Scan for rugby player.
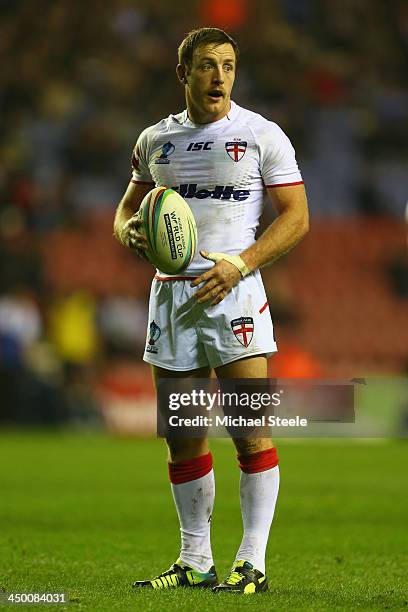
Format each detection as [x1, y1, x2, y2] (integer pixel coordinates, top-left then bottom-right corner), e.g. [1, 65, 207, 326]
[114, 27, 309, 594]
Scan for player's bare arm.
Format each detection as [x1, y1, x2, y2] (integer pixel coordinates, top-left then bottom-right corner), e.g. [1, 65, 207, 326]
[113, 181, 151, 255]
[241, 183, 309, 271]
[192, 183, 309, 305]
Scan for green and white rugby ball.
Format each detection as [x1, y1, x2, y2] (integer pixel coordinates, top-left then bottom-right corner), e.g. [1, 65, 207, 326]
[138, 186, 197, 274]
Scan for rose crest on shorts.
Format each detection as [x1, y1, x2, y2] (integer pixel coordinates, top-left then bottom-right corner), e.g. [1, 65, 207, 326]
[231, 316, 254, 348]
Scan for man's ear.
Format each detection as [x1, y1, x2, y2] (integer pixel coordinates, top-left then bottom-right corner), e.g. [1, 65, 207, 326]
[176, 63, 187, 85]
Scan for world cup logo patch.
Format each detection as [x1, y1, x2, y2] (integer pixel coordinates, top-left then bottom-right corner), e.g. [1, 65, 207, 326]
[231, 317, 254, 347]
[146, 320, 161, 353]
[155, 141, 175, 164]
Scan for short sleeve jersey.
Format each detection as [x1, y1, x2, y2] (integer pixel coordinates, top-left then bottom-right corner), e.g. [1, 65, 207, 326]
[131, 101, 303, 275]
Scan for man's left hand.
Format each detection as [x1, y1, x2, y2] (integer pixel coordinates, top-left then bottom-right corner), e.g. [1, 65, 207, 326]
[191, 250, 242, 305]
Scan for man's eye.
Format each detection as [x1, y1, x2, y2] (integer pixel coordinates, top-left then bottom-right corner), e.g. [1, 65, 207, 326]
[224, 64, 233, 72]
[202, 64, 212, 70]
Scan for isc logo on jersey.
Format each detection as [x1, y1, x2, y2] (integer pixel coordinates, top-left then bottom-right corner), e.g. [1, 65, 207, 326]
[186, 141, 214, 151]
[173, 184, 250, 201]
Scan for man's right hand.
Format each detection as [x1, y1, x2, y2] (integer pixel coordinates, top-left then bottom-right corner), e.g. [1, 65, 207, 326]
[119, 214, 150, 260]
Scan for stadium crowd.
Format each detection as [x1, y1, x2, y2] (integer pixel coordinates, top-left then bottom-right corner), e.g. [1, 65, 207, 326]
[0, 0, 407, 424]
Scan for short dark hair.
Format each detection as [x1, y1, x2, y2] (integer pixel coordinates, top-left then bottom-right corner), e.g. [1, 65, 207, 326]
[178, 27, 239, 68]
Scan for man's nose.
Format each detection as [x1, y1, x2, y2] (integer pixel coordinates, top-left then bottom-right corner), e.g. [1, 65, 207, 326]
[212, 66, 224, 83]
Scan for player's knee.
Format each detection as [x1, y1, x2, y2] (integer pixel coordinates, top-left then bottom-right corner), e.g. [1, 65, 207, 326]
[166, 437, 209, 463]
[233, 437, 273, 456]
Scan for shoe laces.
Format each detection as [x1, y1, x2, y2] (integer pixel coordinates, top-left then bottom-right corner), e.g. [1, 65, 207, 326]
[225, 569, 246, 585]
[150, 564, 181, 588]
[154, 563, 180, 579]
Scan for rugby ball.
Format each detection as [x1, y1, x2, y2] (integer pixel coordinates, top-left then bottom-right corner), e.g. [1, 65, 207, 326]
[138, 186, 197, 274]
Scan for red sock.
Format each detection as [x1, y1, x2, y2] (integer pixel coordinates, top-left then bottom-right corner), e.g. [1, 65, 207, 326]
[237, 447, 278, 474]
[168, 452, 213, 485]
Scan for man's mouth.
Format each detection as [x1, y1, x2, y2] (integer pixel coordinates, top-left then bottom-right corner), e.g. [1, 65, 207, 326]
[207, 90, 224, 101]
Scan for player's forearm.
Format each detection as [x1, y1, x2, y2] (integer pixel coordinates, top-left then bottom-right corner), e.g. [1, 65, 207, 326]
[240, 207, 309, 273]
[114, 182, 153, 243]
[113, 198, 137, 242]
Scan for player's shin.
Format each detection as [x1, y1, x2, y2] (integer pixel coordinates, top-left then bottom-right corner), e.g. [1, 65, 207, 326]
[235, 447, 280, 574]
[169, 451, 215, 573]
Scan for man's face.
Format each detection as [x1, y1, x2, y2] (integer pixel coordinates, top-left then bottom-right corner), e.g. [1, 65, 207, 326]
[180, 43, 236, 124]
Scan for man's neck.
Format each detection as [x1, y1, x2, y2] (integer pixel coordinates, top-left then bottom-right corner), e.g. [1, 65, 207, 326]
[186, 100, 231, 125]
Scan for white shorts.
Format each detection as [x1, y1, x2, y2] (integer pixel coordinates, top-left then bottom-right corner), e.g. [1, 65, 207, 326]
[143, 270, 277, 371]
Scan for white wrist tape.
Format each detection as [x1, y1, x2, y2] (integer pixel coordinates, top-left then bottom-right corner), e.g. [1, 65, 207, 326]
[206, 252, 251, 278]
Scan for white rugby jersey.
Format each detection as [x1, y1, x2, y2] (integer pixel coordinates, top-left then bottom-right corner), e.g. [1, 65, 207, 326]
[131, 101, 303, 275]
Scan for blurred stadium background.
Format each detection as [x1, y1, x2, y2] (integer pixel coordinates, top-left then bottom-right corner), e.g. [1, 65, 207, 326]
[1, 0, 407, 433]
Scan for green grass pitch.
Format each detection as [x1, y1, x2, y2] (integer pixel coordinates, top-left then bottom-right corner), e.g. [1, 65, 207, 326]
[0, 432, 407, 611]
